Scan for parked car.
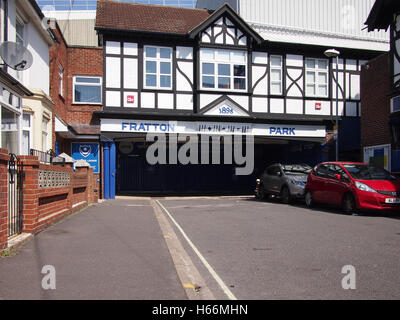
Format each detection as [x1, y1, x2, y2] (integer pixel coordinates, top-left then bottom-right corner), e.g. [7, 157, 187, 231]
[255, 163, 312, 203]
[304, 162, 400, 214]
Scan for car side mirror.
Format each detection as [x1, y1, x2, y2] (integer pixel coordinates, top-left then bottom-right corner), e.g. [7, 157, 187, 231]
[334, 173, 341, 180]
[277, 171, 282, 177]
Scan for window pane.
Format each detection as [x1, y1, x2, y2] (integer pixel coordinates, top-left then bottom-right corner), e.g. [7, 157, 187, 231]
[75, 85, 101, 102]
[318, 85, 328, 96]
[234, 78, 246, 90]
[160, 75, 171, 88]
[202, 63, 214, 75]
[306, 59, 315, 69]
[145, 47, 157, 58]
[307, 71, 315, 83]
[306, 84, 315, 95]
[318, 72, 327, 84]
[23, 114, 31, 128]
[218, 77, 230, 89]
[271, 69, 281, 81]
[146, 74, 157, 87]
[16, 20, 23, 38]
[201, 49, 214, 60]
[217, 50, 230, 61]
[318, 59, 328, 69]
[1, 108, 19, 154]
[218, 64, 230, 76]
[202, 76, 214, 88]
[75, 77, 100, 84]
[42, 119, 48, 132]
[160, 48, 171, 59]
[232, 51, 246, 63]
[271, 83, 282, 94]
[160, 62, 171, 75]
[146, 61, 157, 74]
[22, 130, 30, 155]
[270, 56, 282, 67]
[234, 65, 246, 77]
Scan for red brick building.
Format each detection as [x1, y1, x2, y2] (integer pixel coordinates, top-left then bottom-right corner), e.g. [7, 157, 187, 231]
[362, 0, 400, 172]
[49, 16, 102, 194]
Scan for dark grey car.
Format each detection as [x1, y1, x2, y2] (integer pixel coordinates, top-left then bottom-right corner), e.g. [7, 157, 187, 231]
[255, 163, 312, 203]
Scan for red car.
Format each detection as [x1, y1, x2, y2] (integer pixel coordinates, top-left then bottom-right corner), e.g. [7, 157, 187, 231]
[304, 162, 400, 214]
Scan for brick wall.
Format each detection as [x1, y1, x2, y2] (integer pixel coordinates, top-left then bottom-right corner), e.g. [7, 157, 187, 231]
[360, 53, 392, 148]
[0, 150, 98, 251]
[50, 23, 103, 150]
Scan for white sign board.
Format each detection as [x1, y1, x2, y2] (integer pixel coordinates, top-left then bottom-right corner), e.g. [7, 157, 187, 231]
[100, 119, 326, 138]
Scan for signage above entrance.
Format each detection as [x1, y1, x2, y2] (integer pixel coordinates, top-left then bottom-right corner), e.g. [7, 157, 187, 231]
[101, 119, 326, 138]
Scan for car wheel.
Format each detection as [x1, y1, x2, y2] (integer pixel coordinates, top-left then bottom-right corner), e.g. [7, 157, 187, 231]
[305, 190, 313, 208]
[280, 186, 291, 204]
[342, 193, 357, 215]
[256, 185, 266, 200]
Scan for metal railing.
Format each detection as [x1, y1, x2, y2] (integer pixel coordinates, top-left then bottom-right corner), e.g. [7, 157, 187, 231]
[8, 154, 24, 237]
[30, 149, 66, 166]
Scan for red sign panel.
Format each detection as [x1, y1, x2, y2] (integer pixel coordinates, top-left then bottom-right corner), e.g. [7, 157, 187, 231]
[315, 102, 321, 110]
[127, 95, 135, 104]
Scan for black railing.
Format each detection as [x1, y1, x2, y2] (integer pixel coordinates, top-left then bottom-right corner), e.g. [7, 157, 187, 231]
[8, 153, 24, 237]
[30, 149, 65, 166]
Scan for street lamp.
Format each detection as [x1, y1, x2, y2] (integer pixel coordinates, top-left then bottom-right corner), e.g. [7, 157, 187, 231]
[324, 48, 340, 161]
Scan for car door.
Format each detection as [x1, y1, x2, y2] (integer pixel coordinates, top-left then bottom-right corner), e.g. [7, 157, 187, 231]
[311, 164, 330, 203]
[324, 165, 352, 205]
[262, 165, 282, 194]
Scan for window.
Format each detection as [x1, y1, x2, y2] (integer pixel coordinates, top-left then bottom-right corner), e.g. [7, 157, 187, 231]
[391, 96, 400, 113]
[73, 76, 102, 104]
[16, 17, 23, 45]
[22, 113, 32, 155]
[305, 58, 328, 97]
[42, 117, 49, 152]
[270, 55, 283, 95]
[200, 49, 247, 91]
[144, 46, 172, 89]
[266, 166, 281, 176]
[59, 65, 64, 97]
[1, 106, 19, 154]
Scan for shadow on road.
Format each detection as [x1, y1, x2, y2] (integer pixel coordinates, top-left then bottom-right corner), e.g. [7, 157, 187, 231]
[245, 195, 400, 220]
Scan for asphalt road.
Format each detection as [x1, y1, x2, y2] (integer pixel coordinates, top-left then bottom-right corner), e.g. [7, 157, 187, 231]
[158, 196, 400, 300]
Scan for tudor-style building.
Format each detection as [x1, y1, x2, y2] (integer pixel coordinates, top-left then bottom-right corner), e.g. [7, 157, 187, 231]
[94, 0, 384, 197]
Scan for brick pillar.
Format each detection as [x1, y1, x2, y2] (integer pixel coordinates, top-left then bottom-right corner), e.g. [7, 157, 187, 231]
[0, 149, 9, 250]
[19, 156, 40, 234]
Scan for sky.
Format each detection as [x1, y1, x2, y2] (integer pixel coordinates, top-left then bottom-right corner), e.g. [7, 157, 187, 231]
[36, 0, 197, 11]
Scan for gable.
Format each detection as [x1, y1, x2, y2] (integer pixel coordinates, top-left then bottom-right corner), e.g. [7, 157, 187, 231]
[200, 16, 248, 46]
[189, 4, 263, 46]
[200, 96, 250, 117]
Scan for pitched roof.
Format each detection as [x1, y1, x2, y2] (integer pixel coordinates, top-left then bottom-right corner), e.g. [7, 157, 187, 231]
[365, 0, 400, 31]
[95, 0, 212, 35]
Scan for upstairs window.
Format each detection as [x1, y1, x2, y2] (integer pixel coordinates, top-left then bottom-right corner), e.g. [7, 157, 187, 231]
[16, 17, 24, 45]
[200, 48, 247, 91]
[144, 46, 172, 89]
[305, 58, 328, 97]
[73, 76, 102, 104]
[269, 55, 283, 95]
[42, 117, 49, 152]
[59, 65, 64, 97]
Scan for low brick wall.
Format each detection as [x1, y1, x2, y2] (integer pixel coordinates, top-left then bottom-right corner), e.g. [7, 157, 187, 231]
[0, 149, 98, 250]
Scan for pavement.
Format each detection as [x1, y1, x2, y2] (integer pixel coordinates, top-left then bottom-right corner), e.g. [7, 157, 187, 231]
[1, 195, 400, 300]
[0, 198, 187, 300]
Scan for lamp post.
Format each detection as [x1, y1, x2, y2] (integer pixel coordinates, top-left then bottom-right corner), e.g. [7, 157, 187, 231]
[324, 48, 340, 161]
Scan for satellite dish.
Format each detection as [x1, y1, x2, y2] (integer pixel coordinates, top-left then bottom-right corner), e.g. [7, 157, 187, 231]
[0, 41, 33, 71]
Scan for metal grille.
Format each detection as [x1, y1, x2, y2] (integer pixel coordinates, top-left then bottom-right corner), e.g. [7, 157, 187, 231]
[8, 154, 24, 237]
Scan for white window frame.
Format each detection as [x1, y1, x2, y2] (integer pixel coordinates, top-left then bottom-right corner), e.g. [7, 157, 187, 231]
[200, 48, 247, 92]
[41, 116, 49, 152]
[269, 55, 283, 95]
[143, 45, 173, 90]
[305, 58, 329, 98]
[15, 15, 24, 45]
[0, 86, 22, 153]
[72, 75, 102, 104]
[22, 112, 32, 155]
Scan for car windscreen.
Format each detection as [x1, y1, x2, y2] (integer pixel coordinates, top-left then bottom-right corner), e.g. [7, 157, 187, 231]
[282, 164, 312, 174]
[343, 164, 397, 181]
